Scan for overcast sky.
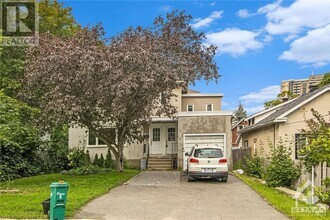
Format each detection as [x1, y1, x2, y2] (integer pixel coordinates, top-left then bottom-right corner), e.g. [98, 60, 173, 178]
[63, 0, 330, 115]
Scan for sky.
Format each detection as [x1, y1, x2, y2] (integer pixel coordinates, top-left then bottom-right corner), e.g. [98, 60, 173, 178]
[62, 0, 330, 115]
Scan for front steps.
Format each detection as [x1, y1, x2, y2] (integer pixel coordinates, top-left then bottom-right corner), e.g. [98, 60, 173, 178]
[147, 156, 173, 170]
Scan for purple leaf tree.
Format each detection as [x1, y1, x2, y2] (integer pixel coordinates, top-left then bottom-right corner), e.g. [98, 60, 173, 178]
[22, 11, 219, 171]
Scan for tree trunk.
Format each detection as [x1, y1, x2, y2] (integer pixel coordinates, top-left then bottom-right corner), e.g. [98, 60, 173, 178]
[115, 157, 124, 172]
[115, 145, 124, 172]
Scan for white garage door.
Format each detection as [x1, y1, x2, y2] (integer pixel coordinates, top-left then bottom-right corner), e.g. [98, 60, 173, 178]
[183, 134, 226, 171]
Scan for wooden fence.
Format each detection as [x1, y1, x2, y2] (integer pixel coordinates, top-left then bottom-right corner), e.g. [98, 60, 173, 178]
[232, 147, 251, 168]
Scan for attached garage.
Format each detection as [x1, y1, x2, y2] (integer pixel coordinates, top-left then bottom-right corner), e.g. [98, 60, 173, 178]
[183, 133, 226, 171]
[177, 113, 232, 170]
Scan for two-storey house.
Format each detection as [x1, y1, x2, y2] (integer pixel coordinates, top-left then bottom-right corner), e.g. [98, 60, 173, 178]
[68, 86, 232, 170]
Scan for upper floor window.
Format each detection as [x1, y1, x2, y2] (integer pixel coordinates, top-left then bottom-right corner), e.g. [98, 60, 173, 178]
[206, 104, 213, 111]
[187, 105, 194, 112]
[248, 118, 255, 125]
[88, 128, 116, 146]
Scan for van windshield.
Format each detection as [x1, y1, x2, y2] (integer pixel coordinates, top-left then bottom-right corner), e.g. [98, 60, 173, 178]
[193, 148, 223, 158]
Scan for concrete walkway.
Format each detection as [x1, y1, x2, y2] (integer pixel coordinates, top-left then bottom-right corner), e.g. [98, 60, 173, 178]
[75, 171, 288, 220]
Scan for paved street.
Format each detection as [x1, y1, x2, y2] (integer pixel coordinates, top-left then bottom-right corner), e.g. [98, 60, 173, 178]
[75, 171, 288, 220]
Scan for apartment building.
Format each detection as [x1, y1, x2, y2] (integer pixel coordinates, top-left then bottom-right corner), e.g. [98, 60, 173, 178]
[281, 74, 324, 96]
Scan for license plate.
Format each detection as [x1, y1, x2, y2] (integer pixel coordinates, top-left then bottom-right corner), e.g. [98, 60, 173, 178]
[202, 168, 215, 172]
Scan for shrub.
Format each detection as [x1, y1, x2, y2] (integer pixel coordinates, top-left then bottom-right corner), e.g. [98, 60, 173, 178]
[105, 148, 112, 169]
[0, 92, 44, 180]
[0, 139, 43, 181]
[63, 165, 110, 175]
[42, 125, 69, 172]
[245, 156, 265, 179]
[99, 153, 105, 168]
[233, 159, 244, 170]
[300, 109, 330, 170]
[265, 144, 300, 187]
[67, 147, 89, 169]
[85, 150, 91, 165]
[316, 177, 330, 206]
[93, 154, 99, 166]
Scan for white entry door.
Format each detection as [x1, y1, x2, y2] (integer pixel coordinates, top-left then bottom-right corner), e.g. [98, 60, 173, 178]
[150, 126, 162, 154]
[166, 126, 177, 155]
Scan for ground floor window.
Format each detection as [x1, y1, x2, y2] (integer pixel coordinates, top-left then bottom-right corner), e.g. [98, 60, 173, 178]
[153, 128, 160, 141]
[243, 140, 249, 148]
[88, 128, 116, 146]
[295, 133, 307, 159]
[168, 128, 176, 141]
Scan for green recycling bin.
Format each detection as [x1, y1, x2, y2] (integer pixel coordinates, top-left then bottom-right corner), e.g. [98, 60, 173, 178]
[50, 181, 69, 220]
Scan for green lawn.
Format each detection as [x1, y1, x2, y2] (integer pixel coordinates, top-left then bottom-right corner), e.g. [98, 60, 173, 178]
[236, 174, 330, 220]
[0, 170, 139, 219]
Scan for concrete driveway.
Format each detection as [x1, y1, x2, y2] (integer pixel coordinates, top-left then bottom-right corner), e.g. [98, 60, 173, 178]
[75, 171, 288, 220]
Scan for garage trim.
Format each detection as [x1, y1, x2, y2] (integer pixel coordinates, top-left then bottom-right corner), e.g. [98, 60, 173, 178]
[183, 133, 226, 170]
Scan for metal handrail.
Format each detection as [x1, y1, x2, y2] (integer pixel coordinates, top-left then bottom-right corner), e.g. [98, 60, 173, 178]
[146, 143, 150, 168]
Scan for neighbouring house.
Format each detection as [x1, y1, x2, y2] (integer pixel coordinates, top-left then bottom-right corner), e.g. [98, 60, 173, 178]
[239, 85, 330, 186]
[231, 119, 248, 148]
[68, 86, 232, 170]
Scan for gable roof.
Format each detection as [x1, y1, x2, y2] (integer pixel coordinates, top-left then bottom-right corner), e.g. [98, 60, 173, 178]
[232, 118, 245, 129]
[245, 98, 296, 120]
[239, 85, 330, 133]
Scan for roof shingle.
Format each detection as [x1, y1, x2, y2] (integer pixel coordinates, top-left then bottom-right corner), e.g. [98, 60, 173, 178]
[240, 85, 330, 133]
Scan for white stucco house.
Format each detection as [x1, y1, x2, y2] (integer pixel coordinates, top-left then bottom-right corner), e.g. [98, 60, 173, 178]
[68, 86, 233, 170]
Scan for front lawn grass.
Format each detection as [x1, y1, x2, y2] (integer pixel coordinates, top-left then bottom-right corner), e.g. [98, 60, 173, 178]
[236, 174, 329, 220]
[0, 170, 139, 219]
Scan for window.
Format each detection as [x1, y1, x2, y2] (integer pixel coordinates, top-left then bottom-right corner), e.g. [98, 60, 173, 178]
[243, 140, 249, 148]
[248, 118, 255, 125]
[152, 128, 160, 141]
[168, 128, 176, 141]
[295, 134, 307, 159]
[206, 104, 213, 111]
[187, 105, 194, 112]
[88, 128, 116, 146]
[193, 148, 223, 158]
[88, 132, 96, 145]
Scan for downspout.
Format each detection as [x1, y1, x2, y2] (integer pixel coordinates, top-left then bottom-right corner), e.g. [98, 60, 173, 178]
[273, 124, 276, 148]
[146, 127, 150, 169]
[146, 143, 149, 168]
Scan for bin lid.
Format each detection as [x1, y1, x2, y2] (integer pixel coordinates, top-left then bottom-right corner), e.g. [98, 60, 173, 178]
[50, 181, 69, 187]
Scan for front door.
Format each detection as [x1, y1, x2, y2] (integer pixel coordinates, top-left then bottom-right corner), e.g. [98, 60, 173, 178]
[150, 126, 162, 154]
[166, 126, 177, 155]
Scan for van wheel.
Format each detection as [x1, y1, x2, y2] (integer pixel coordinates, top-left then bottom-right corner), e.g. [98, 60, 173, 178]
[222, 177, 228, 182]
